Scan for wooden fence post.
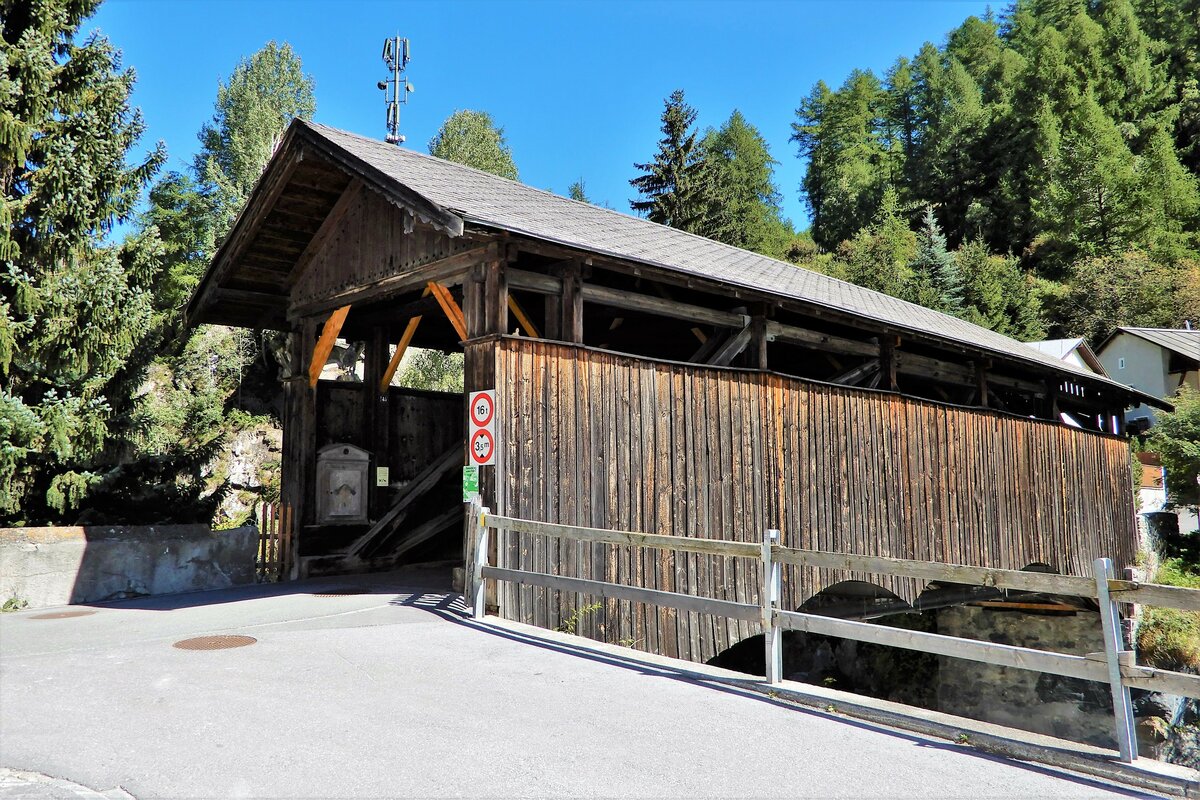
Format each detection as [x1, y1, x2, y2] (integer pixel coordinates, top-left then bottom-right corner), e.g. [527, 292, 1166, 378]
[1095, 557, 1137, 762]
[472, 502, 490, 619]
[763, 529, 782, 684]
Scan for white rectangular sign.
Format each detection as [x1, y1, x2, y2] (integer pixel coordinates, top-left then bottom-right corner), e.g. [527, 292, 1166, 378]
[467, 389, 496, 467]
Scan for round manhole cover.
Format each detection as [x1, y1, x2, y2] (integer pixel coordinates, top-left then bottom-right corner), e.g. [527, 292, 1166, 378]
[172, 635, 257, 651]
[29, 609, 97, 620]
[311, 588, 368, 597]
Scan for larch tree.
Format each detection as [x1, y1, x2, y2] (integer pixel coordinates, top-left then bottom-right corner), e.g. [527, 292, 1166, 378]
[0, 0, 165, 520]
[791, 70, 894, 249]
[702, 110, 794, 258]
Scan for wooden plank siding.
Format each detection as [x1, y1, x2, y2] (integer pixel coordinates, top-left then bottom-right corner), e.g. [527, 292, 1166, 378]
[474, 336, 1137, 664]
[291, 187, 481, 313]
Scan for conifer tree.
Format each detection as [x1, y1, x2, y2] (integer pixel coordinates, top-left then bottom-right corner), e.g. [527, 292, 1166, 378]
[836, 187, 916, 297]
[701, 110, 793, 258]
[630, 90, 730, 240]
[792, 71, 892, 248]
[907, 206, 963, 312]
[568, 179, 590, 203]
[0, 0, 165, 520]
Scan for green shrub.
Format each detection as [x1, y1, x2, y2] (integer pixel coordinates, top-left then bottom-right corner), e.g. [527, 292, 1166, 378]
[1137, 558, 1200, 672]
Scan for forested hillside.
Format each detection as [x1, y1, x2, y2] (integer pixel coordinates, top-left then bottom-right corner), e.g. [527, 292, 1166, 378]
[789, 0, 1200, 339]
[628, 0, 1198, 341]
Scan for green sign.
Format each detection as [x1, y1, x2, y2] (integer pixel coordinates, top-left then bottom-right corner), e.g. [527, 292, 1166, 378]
[462, 465, 479, 503]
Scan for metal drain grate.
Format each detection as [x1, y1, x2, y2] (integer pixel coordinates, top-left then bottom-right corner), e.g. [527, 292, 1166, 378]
[29, 609, 97, 620]
[172, 635, 257, 651]
[311, 588, 368, 597]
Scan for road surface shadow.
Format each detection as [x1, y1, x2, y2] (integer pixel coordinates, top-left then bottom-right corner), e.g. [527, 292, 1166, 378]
[389, 591, 1159, 799]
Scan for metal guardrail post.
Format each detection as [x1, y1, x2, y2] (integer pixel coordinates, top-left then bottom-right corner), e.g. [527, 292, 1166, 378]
[1095, 557, 1137, 762]
[471, 501, 490, 619]
[763, 529, 782, 684]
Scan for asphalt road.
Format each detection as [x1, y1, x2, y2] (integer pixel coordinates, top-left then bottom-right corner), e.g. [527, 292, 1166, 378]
[0, 569, 1161, 799]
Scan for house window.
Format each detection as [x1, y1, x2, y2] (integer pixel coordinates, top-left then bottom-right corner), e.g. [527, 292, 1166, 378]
[1118, 357, 1126, 369]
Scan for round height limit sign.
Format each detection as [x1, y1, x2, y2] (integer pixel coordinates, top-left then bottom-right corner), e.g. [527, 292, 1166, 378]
[468, 389, 496, 466]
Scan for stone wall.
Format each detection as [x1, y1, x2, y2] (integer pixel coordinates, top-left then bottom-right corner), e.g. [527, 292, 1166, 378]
[0, 524, 258, 609]
[936, 605, 1115, 747]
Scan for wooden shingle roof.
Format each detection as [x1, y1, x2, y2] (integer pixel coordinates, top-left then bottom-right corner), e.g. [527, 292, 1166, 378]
[302, 122, 1129, 388]
[190, 119, 1169, 409]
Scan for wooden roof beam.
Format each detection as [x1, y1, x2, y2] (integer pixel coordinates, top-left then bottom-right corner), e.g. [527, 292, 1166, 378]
[288, 245, 490, 319]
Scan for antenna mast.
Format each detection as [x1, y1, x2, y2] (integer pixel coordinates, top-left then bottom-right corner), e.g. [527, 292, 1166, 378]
[378, 36, 412, 145]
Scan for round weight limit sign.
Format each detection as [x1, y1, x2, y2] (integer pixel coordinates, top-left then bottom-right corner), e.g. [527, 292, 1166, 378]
[467, 390, 496, 466]
[470, 392, 494, 428]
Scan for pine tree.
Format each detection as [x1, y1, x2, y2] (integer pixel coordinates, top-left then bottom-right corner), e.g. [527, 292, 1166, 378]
[0, 0, 168, 521]
[428, 110, 519, 180]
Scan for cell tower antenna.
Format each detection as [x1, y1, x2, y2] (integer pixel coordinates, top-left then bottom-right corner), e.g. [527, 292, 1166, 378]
[378, 35, 413, 145]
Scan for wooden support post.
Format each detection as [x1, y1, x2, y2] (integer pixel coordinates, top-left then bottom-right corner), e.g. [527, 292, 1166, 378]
[484, 259, 508, 336]
[975, 360, 989, 408]
[308, 305, 351, 387]
[561, 259, 583, 343]
[464, 262, 486, 340]
[753, 313, 769, 371]
[880, 335, 899, 391]
[365, 327, 390, 519]
[283, 319, 320, 577]
[542, 294, 561, 340]
[762, 529, 782, 684]
[1096, 557, 1137, 762]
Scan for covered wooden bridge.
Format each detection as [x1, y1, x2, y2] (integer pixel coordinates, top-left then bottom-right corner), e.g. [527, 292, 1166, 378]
[187, 119, 1166, 663]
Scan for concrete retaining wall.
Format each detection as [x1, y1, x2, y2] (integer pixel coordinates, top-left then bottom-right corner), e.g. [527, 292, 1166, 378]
[0, 524, 258, 609]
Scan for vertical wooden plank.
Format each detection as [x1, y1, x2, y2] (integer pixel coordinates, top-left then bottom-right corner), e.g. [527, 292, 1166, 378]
[655, 362, 678, 659]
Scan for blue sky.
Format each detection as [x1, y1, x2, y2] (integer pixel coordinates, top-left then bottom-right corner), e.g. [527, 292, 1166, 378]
[90, 0, 991, 230]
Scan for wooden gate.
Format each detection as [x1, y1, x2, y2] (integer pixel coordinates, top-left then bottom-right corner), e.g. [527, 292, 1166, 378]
[256, 502, 294, 582]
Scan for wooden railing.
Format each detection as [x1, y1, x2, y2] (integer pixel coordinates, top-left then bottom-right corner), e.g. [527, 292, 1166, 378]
[465, 499, 1200, 764]
[256, 502, 294, 583]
